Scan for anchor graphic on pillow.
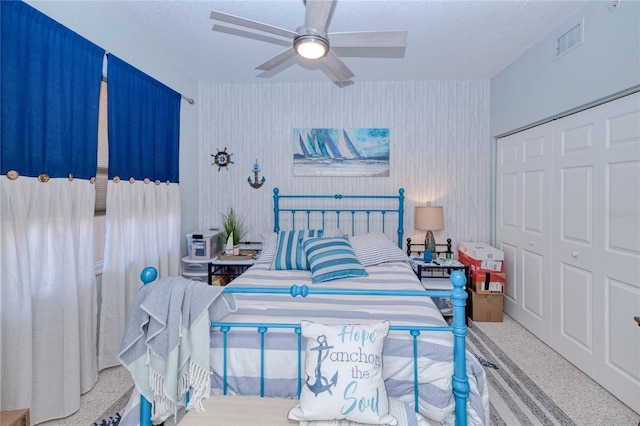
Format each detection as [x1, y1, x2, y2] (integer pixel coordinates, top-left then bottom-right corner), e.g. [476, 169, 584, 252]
[306, 335, 338, 396]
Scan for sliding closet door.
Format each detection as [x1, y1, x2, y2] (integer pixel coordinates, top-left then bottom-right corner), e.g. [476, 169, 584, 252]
[496, 124, 553, 343]
[552, 92, 640, 412]
[551, 103, 605, 377]
[599, 93, 640, 413]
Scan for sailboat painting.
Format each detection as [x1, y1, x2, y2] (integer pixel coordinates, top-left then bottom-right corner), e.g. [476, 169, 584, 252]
[293, 128, 390, 177]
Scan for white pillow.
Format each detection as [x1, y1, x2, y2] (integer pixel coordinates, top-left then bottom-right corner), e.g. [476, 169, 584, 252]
[348, 233, 409, 267]
[255, 232, 277, 264]
[298, 397, 426, 426]
[288, 321, 397, 425]
[321, 228, 347, 237]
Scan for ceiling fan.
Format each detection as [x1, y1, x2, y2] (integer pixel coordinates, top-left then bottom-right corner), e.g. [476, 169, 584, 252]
[210, 0, 407, 87]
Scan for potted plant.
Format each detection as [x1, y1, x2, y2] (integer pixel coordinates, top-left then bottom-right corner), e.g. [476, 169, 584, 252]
[220, 207, 247, 255]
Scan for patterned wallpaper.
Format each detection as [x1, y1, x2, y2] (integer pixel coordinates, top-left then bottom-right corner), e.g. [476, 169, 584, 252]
[198, 80, 490, 252]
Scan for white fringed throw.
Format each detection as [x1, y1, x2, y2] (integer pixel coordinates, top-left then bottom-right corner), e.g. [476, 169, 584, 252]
[118, 276, 236, 424]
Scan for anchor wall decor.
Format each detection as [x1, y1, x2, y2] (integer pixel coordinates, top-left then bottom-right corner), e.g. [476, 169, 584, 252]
[247, 159, 266, 189]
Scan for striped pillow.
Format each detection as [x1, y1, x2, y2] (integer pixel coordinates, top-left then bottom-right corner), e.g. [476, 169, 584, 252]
[270, 229, 322, 270]
[348, 232, 409, 267]
[303, 236, 368, 283]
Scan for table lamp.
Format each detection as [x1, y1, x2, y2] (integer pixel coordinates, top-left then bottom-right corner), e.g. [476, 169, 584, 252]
[415, 203, 444, 259]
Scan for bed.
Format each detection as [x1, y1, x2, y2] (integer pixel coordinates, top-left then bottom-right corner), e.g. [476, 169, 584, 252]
[120, 188, 489, 426]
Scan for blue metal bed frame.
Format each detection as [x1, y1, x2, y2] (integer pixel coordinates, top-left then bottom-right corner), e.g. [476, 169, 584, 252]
[272, 187, 405, 246]
[137, 188, 470, 426]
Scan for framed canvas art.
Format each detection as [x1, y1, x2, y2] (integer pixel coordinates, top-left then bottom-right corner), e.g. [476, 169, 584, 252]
[293, 128, 389, 177]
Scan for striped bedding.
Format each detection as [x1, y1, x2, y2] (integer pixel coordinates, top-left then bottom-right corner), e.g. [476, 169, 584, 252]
[209, 261, 490, 425]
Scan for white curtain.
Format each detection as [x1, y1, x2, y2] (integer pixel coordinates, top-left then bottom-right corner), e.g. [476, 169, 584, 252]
[0, 177, 98, 424]
[98, 180, 181, 369]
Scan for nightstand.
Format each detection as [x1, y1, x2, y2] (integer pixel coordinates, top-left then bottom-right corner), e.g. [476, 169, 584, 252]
[412, 258, 468, 317]
[208, 256, 255, 286]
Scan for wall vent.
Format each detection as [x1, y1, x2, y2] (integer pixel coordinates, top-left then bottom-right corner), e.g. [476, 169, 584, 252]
[554, 18, 584, 60]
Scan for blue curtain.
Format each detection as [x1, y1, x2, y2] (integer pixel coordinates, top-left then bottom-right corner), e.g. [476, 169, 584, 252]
[0, 1, 104, 179]
[107, 54, 180, 182]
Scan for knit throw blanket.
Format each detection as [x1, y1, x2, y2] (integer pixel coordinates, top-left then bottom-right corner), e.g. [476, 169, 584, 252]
[118, 276, 236, 424]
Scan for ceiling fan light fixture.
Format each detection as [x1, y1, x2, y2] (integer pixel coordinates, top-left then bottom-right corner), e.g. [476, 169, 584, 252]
[294, 34, 329, 59]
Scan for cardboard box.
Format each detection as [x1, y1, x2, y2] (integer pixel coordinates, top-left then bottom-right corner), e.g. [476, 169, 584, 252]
[471, 271, 505, 294]
[458, 242, 504, 261]
[187, 230, 221, 260]
[458, 251, 504, 272]
[458, 242, 504, 272]
[1, 408, 30, 426]
[469, 289, 503, 322]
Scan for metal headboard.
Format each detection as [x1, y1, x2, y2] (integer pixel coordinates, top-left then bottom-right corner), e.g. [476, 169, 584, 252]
[272, 188, 405, 248]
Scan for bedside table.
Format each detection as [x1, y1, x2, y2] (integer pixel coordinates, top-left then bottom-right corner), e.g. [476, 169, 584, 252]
[412, 258, 468, 317]
[208, 254, 256, 286]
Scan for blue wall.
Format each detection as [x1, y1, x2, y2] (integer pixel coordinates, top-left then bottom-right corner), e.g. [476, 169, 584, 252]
[490, 0, 640, 137]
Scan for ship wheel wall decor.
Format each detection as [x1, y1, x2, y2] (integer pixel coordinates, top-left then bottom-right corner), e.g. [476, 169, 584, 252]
[212, 147, 234, 171]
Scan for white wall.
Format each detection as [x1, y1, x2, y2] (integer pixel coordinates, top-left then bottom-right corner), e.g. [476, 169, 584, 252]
[25, 1, 201, 256]
[199, 80, 491, 250]
[490, 0, 640, 137]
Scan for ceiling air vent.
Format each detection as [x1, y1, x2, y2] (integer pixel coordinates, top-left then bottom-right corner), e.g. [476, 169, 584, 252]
[554, 18, 584, 60]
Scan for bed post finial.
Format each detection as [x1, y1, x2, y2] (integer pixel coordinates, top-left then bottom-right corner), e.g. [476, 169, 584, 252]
[140, 267, 157, 286]
[273, 187, 280, 233]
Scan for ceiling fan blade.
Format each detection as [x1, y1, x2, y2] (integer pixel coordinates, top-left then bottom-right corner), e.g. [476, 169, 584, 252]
[304, 0, 335, 33]
[321, 49, 355, 82]
[255, 47, 297, 71]
[210, 11, 297, 40]
[329, 30, 408, 48]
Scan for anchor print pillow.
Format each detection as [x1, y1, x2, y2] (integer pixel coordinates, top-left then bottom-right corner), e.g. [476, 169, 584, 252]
[288, 321, 397, 425]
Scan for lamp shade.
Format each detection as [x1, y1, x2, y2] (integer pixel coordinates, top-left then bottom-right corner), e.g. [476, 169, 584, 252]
[414, 205, 444, 232]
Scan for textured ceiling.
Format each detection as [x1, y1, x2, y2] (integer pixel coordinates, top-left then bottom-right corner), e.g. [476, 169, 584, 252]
[44, 0, 591, 84]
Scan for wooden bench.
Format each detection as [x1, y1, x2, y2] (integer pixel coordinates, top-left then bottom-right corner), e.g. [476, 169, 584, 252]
[0, 409, 29, 426]
[180, 396, 298, 425]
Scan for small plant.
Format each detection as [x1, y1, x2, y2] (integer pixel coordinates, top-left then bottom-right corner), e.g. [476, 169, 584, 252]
[220, 207, 247, 246]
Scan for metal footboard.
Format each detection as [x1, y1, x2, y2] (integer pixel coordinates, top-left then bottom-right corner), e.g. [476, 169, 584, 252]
[138, 268, 469, 426]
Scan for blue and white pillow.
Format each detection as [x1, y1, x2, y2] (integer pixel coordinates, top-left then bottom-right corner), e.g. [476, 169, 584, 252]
[271, 229, 322, 270]
[288, 321, 396, 425]
[303, 236, 368, 283]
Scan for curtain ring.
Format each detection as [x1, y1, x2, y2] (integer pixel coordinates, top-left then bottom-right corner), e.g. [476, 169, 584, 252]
[113, 176, 121, 183]
[90, 176, 96, 184]
[68, 173, 74, 181]
[129, 177, 135, 183]
[6, 170, 19, 180]
[155, 180, 161, 185]
[38, 174, 50, 182]
[144, 178, 150, 184]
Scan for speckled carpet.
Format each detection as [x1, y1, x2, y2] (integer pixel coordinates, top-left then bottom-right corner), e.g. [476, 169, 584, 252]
[467, 320, 576, 426]
[92, 386, 132, 426]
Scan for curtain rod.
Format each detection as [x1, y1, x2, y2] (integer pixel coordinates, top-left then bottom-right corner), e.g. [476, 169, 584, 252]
[100, 75, 195, 105]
